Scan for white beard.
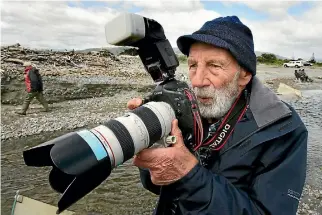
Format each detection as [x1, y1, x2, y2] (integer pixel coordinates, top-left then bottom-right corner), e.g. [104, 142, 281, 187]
[193, 71, 240, 119]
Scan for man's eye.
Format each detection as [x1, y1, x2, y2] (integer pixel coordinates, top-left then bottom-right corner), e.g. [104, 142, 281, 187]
[189, 64, 197, 69]
[210, 64, 220, 68]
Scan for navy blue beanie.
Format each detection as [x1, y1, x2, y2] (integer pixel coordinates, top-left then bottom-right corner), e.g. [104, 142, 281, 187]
[177, 16, 257, 76]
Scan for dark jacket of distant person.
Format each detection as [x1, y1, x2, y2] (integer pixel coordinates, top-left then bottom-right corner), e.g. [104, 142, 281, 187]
[24, 65, 43, 92]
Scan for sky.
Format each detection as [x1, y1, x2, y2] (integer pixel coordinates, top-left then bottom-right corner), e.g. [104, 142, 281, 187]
[1, 0, 322, 61]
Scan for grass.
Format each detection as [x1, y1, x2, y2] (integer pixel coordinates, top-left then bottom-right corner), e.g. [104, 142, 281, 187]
[259, 60, 285, 67]
[176, 54, 188, 63]
[257, 53, 322, 68]
[176, 53, 322, 68]
[313, 62, 322, 67]
[259, 61, 322, 68]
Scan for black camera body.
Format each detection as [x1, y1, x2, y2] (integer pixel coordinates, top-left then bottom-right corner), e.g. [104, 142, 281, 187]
[23, 13, 203, 214]
[147, 80, 203, 151]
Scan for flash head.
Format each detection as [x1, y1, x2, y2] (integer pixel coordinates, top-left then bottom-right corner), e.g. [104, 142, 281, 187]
[105, 13, 179, 83]
[105, 13, 146, 46]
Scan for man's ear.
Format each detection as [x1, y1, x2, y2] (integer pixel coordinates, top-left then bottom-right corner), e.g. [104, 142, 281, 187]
[238, 69, 252, 88]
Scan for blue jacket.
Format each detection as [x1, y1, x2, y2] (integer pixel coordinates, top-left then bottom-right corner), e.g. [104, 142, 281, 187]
[139, 77, 308, 215]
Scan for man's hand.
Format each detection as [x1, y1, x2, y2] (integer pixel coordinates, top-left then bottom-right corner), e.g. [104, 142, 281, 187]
[127, 97, 199, 186]
[127, 97, 143, 110]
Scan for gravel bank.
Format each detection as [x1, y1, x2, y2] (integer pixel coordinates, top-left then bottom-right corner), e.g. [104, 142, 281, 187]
[297, 185, 322, 214]
[1, 75, 155, 105]
[1, 89, 149, 140]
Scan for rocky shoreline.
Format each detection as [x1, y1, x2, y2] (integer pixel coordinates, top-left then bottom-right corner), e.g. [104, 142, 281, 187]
[1, 76, 155, 105]
[297, 185, 322, 215]
[1, 43, 152, 105]
[1, 89, 150, 140]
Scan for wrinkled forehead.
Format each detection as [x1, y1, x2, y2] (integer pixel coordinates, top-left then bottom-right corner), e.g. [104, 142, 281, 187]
[188, 42, 236, 63]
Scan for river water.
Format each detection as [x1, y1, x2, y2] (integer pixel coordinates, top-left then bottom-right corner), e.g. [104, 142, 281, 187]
[1, 89, 322, 215]
[286, 90, 322, 188]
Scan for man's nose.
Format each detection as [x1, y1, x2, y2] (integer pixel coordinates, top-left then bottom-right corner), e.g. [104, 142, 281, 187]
[190, 67, 209, 88]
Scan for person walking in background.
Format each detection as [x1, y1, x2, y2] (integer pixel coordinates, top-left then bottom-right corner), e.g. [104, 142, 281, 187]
[16, 62, 49, 115]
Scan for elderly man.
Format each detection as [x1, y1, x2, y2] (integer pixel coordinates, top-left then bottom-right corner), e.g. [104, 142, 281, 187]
[127, 16, 307, 215]
[16, 62, 49, 115]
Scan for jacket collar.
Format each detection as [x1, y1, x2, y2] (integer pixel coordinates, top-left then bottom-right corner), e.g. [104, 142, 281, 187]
[217, 77, 294, 156]
[249, 76, 291, 128]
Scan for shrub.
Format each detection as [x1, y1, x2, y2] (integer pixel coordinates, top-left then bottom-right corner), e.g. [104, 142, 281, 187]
[257, 53, 289, 66]
[177, 54, 188, 63]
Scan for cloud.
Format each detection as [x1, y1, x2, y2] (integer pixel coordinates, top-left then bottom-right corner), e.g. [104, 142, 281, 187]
[0, 0, 218, 50]
[123, 0, 204, 12]
[241, 1, 322, 59]
[1, 1, 321, 60]
[136, 9, 220, 47]
[1, 1, 120, 50]
[238, 1, 302, 18]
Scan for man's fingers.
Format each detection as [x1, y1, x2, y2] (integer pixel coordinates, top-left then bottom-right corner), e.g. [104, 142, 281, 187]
[127, 98, 142, 110]
[132, 148, 165, 168]
[136, 148, 164, 161]
[132, 155, 152, 169]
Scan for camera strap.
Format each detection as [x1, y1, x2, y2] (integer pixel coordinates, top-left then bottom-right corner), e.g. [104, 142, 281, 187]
[183, 89, 204, 150]
[194, 89, 249, 152]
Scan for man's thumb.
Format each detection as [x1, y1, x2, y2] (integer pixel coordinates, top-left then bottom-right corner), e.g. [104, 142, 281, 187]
[171, 119, 181, 135]
[171, 119, 184, 147]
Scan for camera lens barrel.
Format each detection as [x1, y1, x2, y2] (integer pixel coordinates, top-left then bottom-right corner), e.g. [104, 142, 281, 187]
[50, 101, 176, 176]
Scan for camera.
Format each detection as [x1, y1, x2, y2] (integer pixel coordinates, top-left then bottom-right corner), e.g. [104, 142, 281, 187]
[22, 13, 203, 214]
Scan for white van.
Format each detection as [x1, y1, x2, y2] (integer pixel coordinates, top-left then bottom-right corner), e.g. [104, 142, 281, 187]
[283, 61, 303, 68]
